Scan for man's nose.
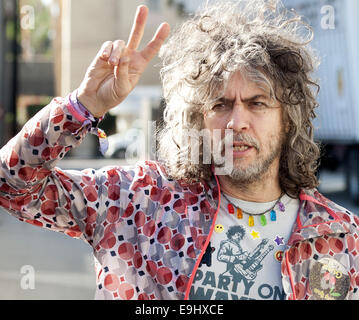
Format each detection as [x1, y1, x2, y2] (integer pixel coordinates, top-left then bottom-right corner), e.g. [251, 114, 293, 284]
[226, 104, 250, 132]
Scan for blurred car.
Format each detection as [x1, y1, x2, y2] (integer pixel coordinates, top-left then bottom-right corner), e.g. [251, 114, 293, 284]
[104, 127, 143, 159]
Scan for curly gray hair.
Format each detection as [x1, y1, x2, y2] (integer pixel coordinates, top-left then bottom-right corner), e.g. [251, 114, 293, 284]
[157, 0, 321, 198]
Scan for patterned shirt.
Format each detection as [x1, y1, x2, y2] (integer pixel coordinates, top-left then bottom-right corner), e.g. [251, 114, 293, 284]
[1, 93, 359, 300]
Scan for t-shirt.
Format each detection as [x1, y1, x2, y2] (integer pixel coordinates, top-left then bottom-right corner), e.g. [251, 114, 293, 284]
[189, 193, 299, 300]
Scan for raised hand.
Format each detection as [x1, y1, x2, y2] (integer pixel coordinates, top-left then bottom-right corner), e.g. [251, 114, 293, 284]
[77, 5, 170, 118]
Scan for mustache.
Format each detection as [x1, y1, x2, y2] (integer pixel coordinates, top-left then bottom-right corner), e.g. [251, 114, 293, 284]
[220, 132, 260, 151]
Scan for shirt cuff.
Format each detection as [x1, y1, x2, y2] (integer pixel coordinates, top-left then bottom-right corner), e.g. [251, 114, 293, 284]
[65, 90, 109, 156]
[67, 89, 103, 126]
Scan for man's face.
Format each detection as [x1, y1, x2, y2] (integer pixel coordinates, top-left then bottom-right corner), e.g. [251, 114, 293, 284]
[203, 70, 285, 185]
[232, 232, 243, 241]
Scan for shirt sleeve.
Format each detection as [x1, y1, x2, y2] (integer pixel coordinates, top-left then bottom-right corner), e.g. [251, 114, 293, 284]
[67, 89, 103, 125]
[0, 93, 105, 245]
[68, 89, 109, 156]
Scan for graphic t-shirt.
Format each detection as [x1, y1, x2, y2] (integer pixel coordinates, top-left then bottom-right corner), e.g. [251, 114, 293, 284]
[189, 193, 299, 300]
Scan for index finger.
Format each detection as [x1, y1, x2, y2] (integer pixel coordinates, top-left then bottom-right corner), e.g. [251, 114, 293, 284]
[127, 5, 148, 51]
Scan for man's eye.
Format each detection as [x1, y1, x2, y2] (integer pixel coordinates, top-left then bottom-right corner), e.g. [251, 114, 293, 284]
[212, 103, 227, 110]
[250, 102, 266, 108]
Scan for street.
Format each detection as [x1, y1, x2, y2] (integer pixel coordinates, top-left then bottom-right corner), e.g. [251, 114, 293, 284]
[0, 159, 357, 299]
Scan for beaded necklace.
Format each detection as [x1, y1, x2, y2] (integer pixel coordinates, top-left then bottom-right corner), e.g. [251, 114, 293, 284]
[222, 192, 286, 227]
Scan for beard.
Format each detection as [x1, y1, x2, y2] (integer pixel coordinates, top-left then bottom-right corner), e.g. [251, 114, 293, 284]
[230, 142, 282, 184]
[213, 130, 285, 186]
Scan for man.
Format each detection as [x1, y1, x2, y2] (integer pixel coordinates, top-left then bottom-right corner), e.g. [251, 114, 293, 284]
[0, 0, 358, 300]
[217, 225, 250, 276]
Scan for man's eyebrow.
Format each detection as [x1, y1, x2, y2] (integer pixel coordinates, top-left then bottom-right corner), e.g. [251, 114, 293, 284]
[241, 94, 270, 102]
[218, 94, 270, 103]
[216, 97, 234, 104]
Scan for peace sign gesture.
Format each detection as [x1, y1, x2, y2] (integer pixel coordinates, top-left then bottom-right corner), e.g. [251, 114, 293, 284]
[77, 5, 170, 118]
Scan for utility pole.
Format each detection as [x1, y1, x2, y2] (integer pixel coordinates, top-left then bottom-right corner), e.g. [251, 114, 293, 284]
[0, 0, 19, 147]
[11, 0, 19, 139]
[0, 1, 5, 147]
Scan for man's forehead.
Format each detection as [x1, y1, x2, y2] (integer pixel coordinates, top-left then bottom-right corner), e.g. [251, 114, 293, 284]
[222, 70, 274, 101]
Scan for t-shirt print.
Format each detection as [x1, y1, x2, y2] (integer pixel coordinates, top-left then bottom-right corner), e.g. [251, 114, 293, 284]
[217, 229, 274, 281]
[189, 194, 299, 300]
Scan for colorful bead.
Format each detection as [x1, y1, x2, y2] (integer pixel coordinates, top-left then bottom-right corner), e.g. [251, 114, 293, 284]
[270, 210, 277, 221]
[237, 208, 243, 219]
[228, 203, 234, 214]
[226, 199, 283, 227]
[248, 216, 254, 227]
[278, 201, 285, 212]
[260, 215, 267, 226]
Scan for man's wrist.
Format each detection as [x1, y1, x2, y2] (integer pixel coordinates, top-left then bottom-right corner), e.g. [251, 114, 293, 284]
[77, 88, 106, 119]
[69, 90, 104, 124]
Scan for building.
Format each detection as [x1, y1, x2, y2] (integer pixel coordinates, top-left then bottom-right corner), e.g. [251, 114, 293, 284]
[57, 0, 187, 158]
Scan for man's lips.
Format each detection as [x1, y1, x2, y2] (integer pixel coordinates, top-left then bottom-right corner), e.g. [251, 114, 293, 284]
[232, 141, 255, 152]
